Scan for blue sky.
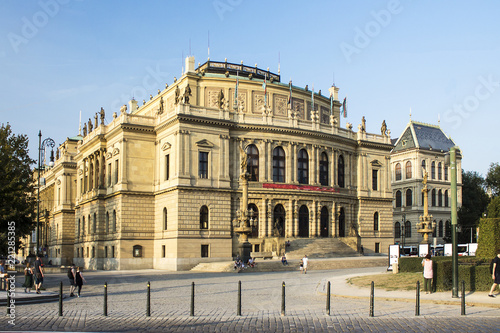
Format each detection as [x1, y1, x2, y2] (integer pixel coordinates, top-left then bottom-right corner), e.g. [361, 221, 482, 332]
[1, 0, 499, 176]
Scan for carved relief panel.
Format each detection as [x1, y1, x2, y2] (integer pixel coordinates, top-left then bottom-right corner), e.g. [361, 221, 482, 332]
[252, 92, 265, 114]
[273, 94, 287, 116]
[292, 98, 305, 120]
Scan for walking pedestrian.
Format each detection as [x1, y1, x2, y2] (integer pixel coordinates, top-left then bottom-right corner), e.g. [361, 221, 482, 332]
[302, 255, 309, 274]
[75, 267, 86, 297]
[68, 264, 76, 297]
[422, 253, 433, 294]
[488, 249, 500, 298]
[33, 255, 44, 294]
[22, 262, 34, 293]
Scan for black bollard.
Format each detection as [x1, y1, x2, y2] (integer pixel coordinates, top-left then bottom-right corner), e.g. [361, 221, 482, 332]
[415, 281, 420, 316]
[59, 281, 63, 316]
[146, 281, 151, 317]
[237, 280, 242, 316]
[461, 280, 466, 315]
[326, 281, 331, 316]
[369, 281, 374, 317]
[190, 282, 195, 317]
[281, 281, 286, 316]
[104, 282, 108, 316]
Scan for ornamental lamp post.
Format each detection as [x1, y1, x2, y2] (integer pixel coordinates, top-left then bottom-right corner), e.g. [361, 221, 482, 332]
[37, 130, 55, 256]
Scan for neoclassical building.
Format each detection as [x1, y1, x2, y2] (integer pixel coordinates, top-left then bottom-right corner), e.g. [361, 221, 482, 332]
[28, 57, 395, 270]
[391, 120, 462, 247]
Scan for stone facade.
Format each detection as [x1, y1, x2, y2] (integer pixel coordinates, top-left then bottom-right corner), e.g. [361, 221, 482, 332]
[27, 57, 395, 270]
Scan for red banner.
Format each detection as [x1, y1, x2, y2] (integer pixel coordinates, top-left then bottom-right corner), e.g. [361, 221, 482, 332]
[262, 183, 338, 193]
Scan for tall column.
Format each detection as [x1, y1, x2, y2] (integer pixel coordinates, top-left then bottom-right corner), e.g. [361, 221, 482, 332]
[292, 143, 298, 183]
[266, 140, 272, 182]
[183, 130, 190, 177]
[312, 145, 318, 185]
[260, 199, 266, 238]
[267, 199, 272, 237]
[288, 199, 293, 238]
[332, 149, 337, 187]
[175, 131, 183, 176]
[119, 139, 128, 185]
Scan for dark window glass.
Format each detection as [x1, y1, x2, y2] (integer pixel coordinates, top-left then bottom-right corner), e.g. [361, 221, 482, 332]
[372, 169, 378, 190]
[319, 152, 328, 186]
[395, 163, 402, 181]
[298, 149, 309, 184]
[272, 147, 285, 183]
[373, 212, 379, 231]
[165, 154, 170, 180]
[395, 222, 401, 238]
[406, 189, 412, 207]
[406, 161, 412, 179]
[247, 145, 259, 181]
[404, 221, 411, 238]
[199, 152, 209, 179]
[395, 190, 402, 207]
[338, 155, 345, 188]
[200, 205, 209, 229]
[431, 161, 436, 179]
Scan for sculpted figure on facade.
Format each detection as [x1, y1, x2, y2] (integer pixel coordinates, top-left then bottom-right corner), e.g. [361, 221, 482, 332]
[100, 107, 105, 125]
[217, 89, 225, 109]
[361, 116, 366, 132]
[82, 123, 87, 137]
[94, 113, 98, 129]
[381, 120, 387, 136]
[183, 84, 192, 104]
[157, 96, 164, 115]
[239, 145, 248, 174]
[174, 85, 180, 105]
[88, 118, 93, 132]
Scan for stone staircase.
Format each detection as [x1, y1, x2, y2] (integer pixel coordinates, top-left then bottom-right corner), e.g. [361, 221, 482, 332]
[284, 237, 360, 259]
[190, 261, 235, 272]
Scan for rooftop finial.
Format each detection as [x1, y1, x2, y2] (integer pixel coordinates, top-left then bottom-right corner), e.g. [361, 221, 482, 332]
[409, 107, 412, 120]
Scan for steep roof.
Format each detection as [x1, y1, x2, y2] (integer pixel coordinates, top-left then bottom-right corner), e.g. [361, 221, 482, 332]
[392, 121, 455, 153]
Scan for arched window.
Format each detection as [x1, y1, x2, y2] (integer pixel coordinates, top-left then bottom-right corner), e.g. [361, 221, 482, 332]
[444, 190, 449, 207]
[373, 212, 379, 231]
[406, 161, 412, 179]
[298, 149, 309, 184]
[89, 162, 94, 189]
[248, 203, 259, 238]
[88, 215, 91, 234]
[404, 221, 411, 238]
[431, 189, 436, 207]
[200, 205, 209, 229]
[395, 190, 402, 207]
[338, 155, 345, 188]
[431, 161, 436, 179]
[274, 204, 286, 237]
[395, 163, 402, 181]
[421, 159, 426, 177]
[320, 206, 329, 237]
[444, 166, 448, 181]
[319, 152, 328, 186]
[394, 222, 401, 238]
[96, 160, 100, 187]
[439, 220, 443, 237]
[133, 245, 143, 257]
[406, 189, 412, 207]
[298, 205, 309, 237]
[113, 210, 117, 232]
[163, 207, 168, 230]
[77, 218, 81, 237]
[93, 213, 97, 234]
[246, 144, 259, 181]
[82, 216, 85, 235]
[438, 189, 442, 207]
[438, 162, 442, 180]
[272, 147, 285, 183]
[432, 220, 436, 237]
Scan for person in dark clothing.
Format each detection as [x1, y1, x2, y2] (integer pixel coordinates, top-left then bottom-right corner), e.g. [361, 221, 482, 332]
[33, 255, 44, 294]
[74, 267, 86, 297]
[488, 249, 500, 298]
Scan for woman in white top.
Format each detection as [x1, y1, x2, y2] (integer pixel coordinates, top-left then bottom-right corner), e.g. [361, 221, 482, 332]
[422, 253, 433, 294]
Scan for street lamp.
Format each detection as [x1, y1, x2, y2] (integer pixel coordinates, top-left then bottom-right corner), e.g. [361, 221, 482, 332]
[36, 130, 55, 256]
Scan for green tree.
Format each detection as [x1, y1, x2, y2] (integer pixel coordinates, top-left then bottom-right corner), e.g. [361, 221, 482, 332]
[0, 124, 35, 256]
[486, 195, 500, 218]
[485, 162, 500, 196]
[457, 170, 490, 243]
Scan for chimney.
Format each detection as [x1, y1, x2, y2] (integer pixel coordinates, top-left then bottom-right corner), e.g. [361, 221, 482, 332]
[129, 99, 138, 112]
[185, 56, 195, 73]
[328, 86, 339, 101]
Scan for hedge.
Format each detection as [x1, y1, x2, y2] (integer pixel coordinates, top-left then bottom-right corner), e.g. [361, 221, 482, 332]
[398, 256, 492, 291]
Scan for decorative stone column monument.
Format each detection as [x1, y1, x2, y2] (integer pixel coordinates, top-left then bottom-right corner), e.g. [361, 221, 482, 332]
[417, 170, 436, 244]
[233, 146, 253, 262]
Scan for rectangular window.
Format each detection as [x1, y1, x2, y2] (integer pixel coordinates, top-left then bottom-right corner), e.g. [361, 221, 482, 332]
[105, 246, 108, 258]
[107, 163, 111, 186]
[372, 169, 378, 191]
[80, 178, 83, 194]
[165, 154, 170, 180]
[92, 246, 95, 258]
[112, 246, 115, 258]
[114, 160, 119, 184]
[199, 152, 209, 179]
[77, 248, 79, 258]
[86, 247, 89, 258]
[201, 244, 209, 258]
[162, 245, 166, 258]
[375, 243, 380, 254]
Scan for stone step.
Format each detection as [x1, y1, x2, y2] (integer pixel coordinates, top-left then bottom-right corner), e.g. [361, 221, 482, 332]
[284, 238, 359, 259]
[190, 261, 234, 272]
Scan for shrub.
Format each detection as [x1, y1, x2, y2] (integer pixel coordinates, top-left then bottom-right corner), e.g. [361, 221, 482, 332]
[475, 218, 500, 259]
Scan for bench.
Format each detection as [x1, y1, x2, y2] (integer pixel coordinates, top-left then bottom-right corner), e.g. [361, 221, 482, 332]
[250, 252, 273, 259]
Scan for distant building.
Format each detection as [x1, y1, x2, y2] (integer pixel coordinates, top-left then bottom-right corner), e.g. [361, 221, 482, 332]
[26, 57, 395, 270]
[390, 121, 462, 247]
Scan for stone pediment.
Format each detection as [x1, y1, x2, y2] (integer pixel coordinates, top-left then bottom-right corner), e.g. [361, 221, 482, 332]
[161, 142, 172, 151]
[112, 148, 120, 156]
[370, 160, 383, 168]
[196, 139, 214, 148]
